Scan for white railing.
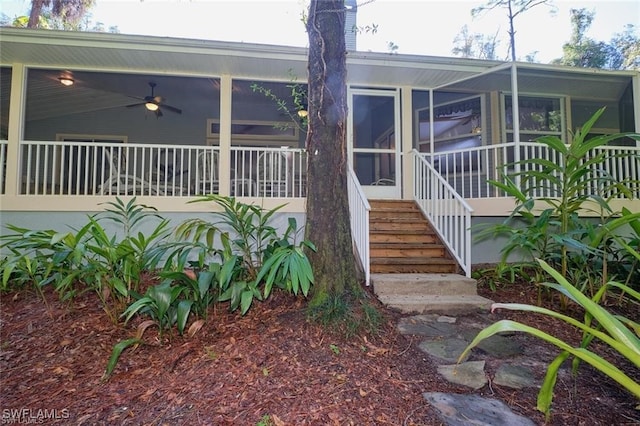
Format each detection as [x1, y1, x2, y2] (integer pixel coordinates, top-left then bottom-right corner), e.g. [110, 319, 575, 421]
[413, 149, 473, 277]
[422, 142, 640, 200]
[14, 140, 307, 198]
[347, 165, 371, 286]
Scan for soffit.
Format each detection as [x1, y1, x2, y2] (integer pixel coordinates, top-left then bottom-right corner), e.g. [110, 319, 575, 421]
[0, 28, 494, 88]
[438, 64, 635, 101]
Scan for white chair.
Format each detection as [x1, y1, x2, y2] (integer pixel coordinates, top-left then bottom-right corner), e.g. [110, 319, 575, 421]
[196, 149, 220, 195]
[97, 148, 161, 195]
[257, 150, 289, 197]
[372, 178, 395, 186]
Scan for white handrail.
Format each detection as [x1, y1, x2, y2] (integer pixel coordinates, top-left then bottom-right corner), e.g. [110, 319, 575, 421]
[347, 165, 371, 286]
[413, 149, 474, 277]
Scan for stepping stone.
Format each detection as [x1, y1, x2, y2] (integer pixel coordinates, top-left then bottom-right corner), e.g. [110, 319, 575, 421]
[460, 329, 523, 358]
[494, 363, 536, 389]
[437, 315, 457, 324]
[419, 338, 470, 363]
[423, 392, 535, 426]
[437, 361, 487, 390]
[398, 317, 457, 337]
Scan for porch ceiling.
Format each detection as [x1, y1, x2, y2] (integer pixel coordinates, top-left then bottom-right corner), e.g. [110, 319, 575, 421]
[438, 64, 635, 102]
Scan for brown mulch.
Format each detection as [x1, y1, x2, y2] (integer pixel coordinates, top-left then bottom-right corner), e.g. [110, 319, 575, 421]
[1, 276, 639, 425]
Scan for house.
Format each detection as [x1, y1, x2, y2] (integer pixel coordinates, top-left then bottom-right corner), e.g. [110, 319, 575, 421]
[1, 27, 639, 280]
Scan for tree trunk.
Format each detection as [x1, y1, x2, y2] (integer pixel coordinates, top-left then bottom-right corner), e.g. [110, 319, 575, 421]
[305, 0, 359, 302]
[28, 0, 47, 28]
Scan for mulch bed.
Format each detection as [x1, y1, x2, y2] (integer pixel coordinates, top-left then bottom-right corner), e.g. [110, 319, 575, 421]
[1, 276, 639, 425]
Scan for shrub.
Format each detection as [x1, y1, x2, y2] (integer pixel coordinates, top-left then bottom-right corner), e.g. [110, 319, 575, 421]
[158, 195, 315, 314]
[475, 107, 640, 298]
[459, 258, 640, 421]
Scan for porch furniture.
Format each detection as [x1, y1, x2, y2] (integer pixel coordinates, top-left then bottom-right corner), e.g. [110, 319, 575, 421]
[231, 177, 256, 197]
[257, 150, 289, 197]
[97, 148, 161, 195]
[372, 178, 395, 186]
[151, 148, 190, 196]
[195, 149, 220, 195]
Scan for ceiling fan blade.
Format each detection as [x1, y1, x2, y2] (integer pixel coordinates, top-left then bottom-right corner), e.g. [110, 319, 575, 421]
[162, 104, 182, 114]
[125, 102, 145, 108]
[156, 108, 163, 118]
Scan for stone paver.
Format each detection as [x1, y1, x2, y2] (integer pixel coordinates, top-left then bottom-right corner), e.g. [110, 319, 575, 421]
[493, 363, 536, 389]
[399, 312, 539, 425]
[423, 392, 536, 426]
[419, 338, 470, 363]
[437, 361, 487, 390]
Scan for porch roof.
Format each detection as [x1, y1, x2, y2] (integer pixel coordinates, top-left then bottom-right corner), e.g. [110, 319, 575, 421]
[0, 27, 499, 88]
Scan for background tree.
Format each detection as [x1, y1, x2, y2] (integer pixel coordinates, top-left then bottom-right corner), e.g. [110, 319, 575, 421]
[472, 0, 556, 61]
[27, 0, 95, 29]
[452, 24, 501, 60]
[552, 8, 609, 68]
[552, 9, 639, 70]
[305, 0, 361, 314]
[606, 25, 639, 70]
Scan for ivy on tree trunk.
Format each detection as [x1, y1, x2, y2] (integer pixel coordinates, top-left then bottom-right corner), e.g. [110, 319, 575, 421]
[305, 0, 360, 303]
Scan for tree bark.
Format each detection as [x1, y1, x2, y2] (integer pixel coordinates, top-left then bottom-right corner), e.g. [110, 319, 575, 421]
[28, 0, 47, 28]
[305, 0, 359, 302]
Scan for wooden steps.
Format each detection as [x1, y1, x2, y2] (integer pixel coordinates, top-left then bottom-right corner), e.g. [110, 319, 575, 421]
[369, 200, 459, 274]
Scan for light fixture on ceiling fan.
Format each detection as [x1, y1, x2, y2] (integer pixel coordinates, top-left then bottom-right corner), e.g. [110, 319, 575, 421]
[125, 82, 182, 117]
[58, 76, 74, 86]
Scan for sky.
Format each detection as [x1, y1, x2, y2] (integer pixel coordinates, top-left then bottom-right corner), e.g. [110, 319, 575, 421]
[1, 0, 639, 63]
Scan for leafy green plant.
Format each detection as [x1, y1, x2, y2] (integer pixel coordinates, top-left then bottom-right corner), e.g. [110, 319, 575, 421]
[102, 338, 144, 381]
[0, 223, 93, 300]
[89, 197, 171, 299]
[158, 266, 220, 319]
[122, 280, 193, 337]
[0, 197, 172, 318]
[459, 258, 640, 421]
[329, 344, 340, 355]
[164, 195, 315, 315]
[475, 107, 640, 299]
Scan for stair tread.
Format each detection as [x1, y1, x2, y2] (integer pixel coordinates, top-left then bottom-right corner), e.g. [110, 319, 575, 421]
[370, 242, 445, 248]
[371, 257, 456, 265]
[370, 229, 436, 234]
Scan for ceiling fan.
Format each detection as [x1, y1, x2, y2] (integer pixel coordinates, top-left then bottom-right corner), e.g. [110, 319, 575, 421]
[126, 82, 182, 117]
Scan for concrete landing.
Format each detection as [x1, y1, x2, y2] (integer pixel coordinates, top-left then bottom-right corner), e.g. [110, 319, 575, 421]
[372, 273, 493, 314]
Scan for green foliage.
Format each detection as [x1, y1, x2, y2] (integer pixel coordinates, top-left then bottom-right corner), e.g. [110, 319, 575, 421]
[0, 222, 92, 300]
[102, 338, 144, 382]
[0, 197, 172, 319]
[476, 107, 640, 299]
[552, 9, 640, 70]
[329, 344, 340, 355]
[250, 73, 308, 131]
[162, 195, 315, 315]
[459, 258, 640, 421]
[307, 291, 383, 338]
[122, 280, 193, 336]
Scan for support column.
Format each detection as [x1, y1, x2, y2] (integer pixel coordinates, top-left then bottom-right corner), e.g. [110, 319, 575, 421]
[510, 63, 521, 186]
[218, 74, 232, 196]
[400, 86, 412, 199]
[4, 64, 26, 196]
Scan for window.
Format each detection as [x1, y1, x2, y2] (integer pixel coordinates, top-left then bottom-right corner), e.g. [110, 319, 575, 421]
[503, 95, 564, 143]
[416, 95, 483, 172]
